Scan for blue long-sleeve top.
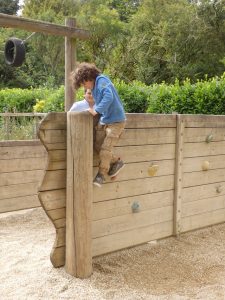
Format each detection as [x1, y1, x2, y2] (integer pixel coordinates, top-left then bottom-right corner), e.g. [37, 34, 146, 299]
[92, 75, 126, 124]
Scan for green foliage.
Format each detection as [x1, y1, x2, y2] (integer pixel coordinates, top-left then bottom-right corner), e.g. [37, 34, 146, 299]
[33, 86, 65, 112]
[147, 74, 225, 115]
[0, 0, 19, 14]
[4, 74, 225, 115]
[0, 88, 51, 112]
[33, 86, 84, 112]
[114, 80, 149, 113]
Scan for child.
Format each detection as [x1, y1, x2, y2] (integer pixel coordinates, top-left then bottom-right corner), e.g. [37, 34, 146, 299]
[69, 88, 94, 112]
[71, 62, 126, 187]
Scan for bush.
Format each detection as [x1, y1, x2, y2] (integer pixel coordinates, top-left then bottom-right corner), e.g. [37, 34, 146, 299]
[114, 80, 150, 113]
[0, 88, 51, 113]
[34, 86, 84, 112]
[147, 74, 225, 115]
[4, 74, 225, 115]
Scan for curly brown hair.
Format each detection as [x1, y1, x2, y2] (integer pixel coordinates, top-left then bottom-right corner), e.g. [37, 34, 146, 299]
[71, 62, 101, 90]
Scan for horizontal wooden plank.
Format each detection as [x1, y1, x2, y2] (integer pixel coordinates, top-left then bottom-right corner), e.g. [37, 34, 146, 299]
[39, 170, 66, 191]
[39, 129, 66, 144]
[93, 190, 174, 221]
[181, 208, 225, 232]
[125, 114, 177, 128]
[182, 195, 225, 217]
[54, 218, 66, 229]
[183, 169, 225, 187]
[94, 144, 175, 166]
[182, 114, 225, 128]
[43, 143, 66, 150]
[117, 128, 176, 146]
[0, 182, 39, 200]
[183, 155, 225, 173]
[0, 13, 90, 39]
[39, 112, 66, 127]
[47, 161, 66, 171]
[0, 195, 40, 213]
[0, 145, 46, 160]
[50, 246, 65, 267]
[55, 227, 66, 247]
[93, 175, 174, 202]
[39, 189, 66, 210]
[93, 160, 175, 182]
[39, 122, 67, 130]
[0, 170, 44, 186]
[0, 140, 43, 147]
[47, 208, 66, 220]
[48, 150, 66, 162]
[0, 157, 47, 173]
[93, 206, 173, 238]
[183, 182, 225, 203]
[184, 141, 225, 158]
[117, 144, 175, 162]
[93, 221, 173, 257]
[184, 127, 225, 143]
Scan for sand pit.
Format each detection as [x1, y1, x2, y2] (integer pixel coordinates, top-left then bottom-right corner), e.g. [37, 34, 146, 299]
[1, 208, 225, 299]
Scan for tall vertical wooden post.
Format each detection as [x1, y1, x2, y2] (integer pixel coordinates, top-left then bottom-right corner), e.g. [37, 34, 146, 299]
[66, 112, 93, 278]
[174, 114, 185, 236]
[65, 17, 76, 112]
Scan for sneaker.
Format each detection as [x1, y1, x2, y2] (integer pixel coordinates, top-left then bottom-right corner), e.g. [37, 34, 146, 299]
[108, 159, 125, 178]
[93, 172, 105, 187]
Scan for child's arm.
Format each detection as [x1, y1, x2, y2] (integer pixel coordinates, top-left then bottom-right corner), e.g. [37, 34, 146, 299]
[88, 107, 98, 116]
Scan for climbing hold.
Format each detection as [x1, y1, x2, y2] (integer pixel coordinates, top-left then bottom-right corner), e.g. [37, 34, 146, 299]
[216, 185, 222, 193]
[131, 202, 140, 213]
[202, 161, 210, 171]
[148, 163, 159, 177]
[205, 134, 213, 143]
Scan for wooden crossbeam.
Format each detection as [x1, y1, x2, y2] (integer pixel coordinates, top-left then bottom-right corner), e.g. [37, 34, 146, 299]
[0, 13, 90, 39]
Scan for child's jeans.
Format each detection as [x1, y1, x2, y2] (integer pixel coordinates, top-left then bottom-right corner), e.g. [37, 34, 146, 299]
[94, 121, 126, 176]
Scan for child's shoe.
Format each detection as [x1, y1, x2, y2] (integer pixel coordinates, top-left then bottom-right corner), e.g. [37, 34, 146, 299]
[93, 172, 105, 187]
[108, 159, 125, 178]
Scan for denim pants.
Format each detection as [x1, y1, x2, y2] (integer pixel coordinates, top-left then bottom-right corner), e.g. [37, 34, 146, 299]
[94, 121, 126, 176]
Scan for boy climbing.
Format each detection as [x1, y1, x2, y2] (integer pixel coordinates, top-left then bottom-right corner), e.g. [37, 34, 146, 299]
[71, 62, 126, 187]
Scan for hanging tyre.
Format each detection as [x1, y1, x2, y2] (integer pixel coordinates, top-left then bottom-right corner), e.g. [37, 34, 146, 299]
[4, 37, 26, 67]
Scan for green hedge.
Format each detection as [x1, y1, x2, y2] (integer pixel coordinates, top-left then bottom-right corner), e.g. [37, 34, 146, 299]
[33, 81, 149, 113]
[147, 75, 225, 115]
[0, 88, 52, 113]
[2, 74, 225, 115]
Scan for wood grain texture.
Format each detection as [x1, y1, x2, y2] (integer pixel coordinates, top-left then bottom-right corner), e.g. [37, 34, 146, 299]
[66, 112, 93, 278]
[38, 112, 67, 268]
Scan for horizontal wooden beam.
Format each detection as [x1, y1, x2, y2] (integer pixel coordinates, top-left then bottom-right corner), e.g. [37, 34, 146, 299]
[0, 13, 90, 40]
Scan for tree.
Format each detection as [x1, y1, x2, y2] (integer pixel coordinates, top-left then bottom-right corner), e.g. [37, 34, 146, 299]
[76, 0, 125, 71]
[109, 0, 141, 22]
[119, 0, 225, 84]
[20, 0, 82, 87]
[0, 0, 19, 15]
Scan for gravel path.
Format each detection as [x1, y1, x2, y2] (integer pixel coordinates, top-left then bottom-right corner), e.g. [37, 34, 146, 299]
[1, 208, 225, 299]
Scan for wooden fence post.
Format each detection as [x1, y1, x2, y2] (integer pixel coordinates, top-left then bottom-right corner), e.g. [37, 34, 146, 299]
[66, 112, 93, 278]
[65, 17, 76, 112]
[174, 114, 185, 236]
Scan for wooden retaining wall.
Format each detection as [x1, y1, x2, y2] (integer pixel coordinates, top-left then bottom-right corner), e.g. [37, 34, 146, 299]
[0, 113, 225, 278]
[181, 115, 225, 232]
[0, 140, 47, 213]
[6, 112, 225, 278]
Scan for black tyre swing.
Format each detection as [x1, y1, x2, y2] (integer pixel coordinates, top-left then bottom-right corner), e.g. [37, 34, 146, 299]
[4, 37, 26, 67]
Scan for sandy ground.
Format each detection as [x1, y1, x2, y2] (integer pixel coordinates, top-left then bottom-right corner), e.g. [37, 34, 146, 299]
[1, 208, 225, 300]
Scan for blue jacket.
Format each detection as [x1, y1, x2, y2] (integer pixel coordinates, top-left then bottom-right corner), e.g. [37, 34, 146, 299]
[92, 75, 126, 124]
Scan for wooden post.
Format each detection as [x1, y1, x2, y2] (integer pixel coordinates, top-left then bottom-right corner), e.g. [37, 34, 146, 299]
[65, 17, 76, 112]
[174, 114, 184, 236]
[66, 112, 93, 278]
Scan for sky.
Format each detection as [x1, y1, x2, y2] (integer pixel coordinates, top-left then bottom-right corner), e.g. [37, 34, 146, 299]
[18, 0, 24, 16]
